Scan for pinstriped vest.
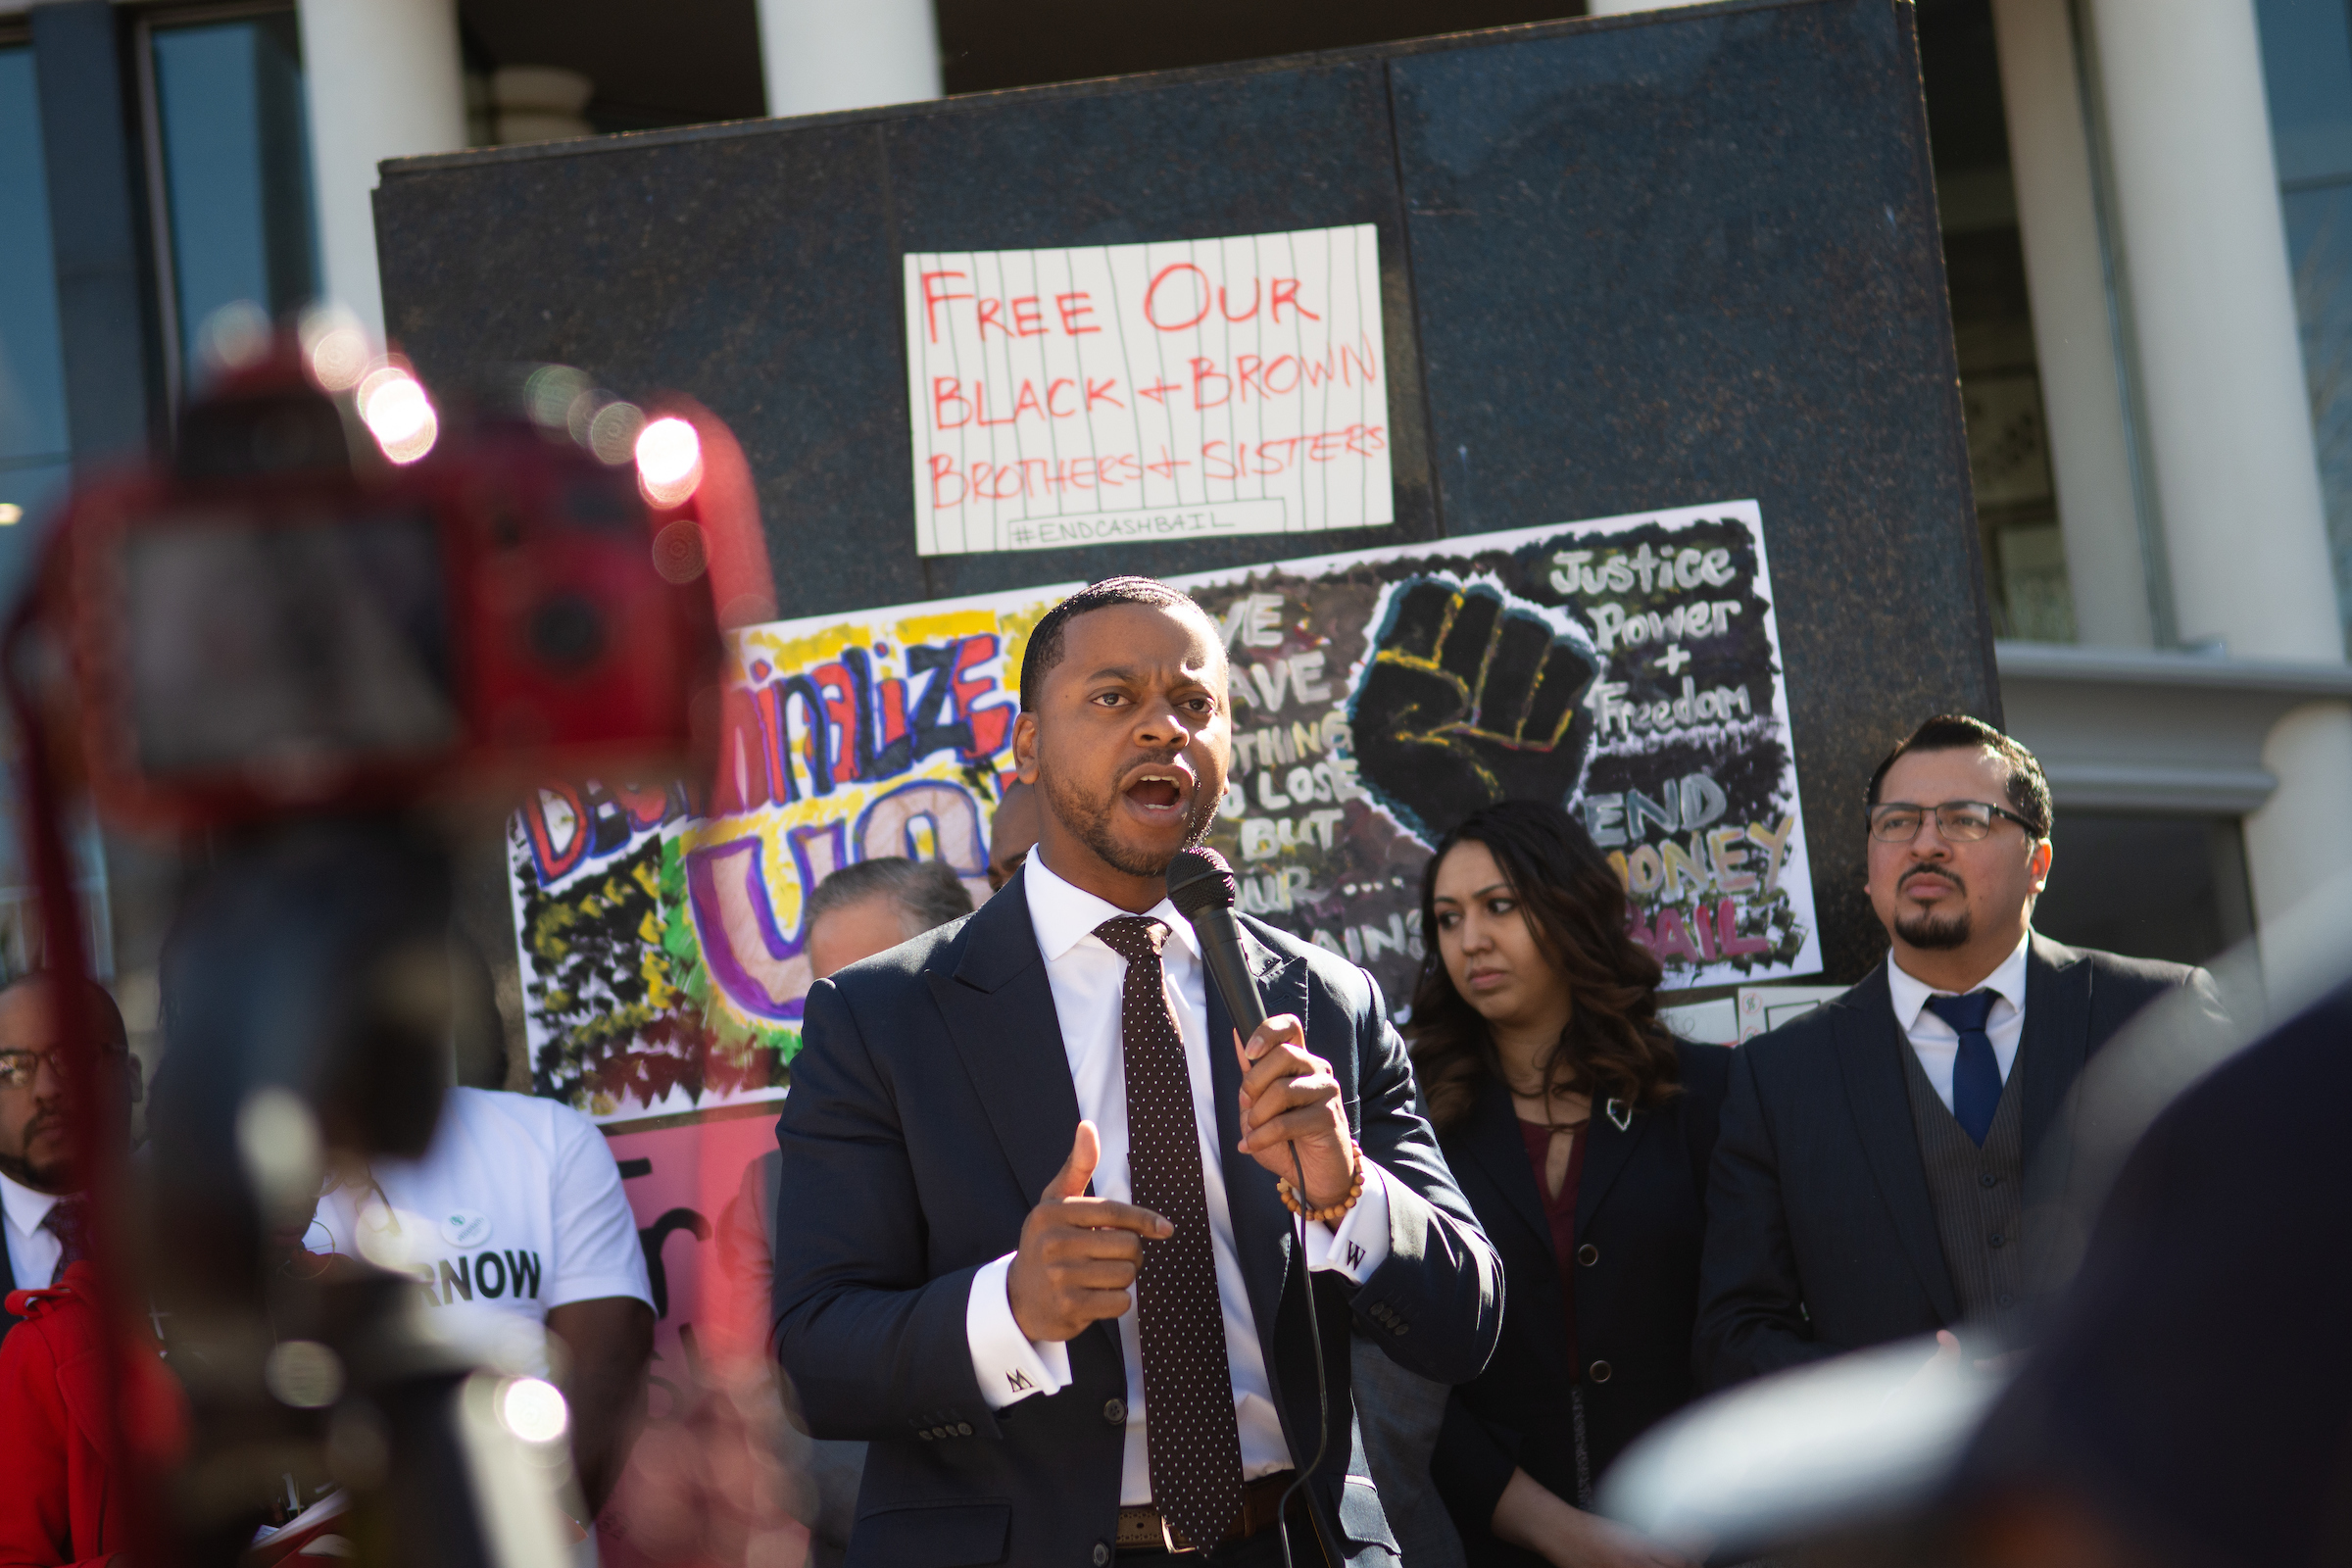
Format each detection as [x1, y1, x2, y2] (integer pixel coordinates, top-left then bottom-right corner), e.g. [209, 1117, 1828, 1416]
[1898, 1033, 2029, 1342]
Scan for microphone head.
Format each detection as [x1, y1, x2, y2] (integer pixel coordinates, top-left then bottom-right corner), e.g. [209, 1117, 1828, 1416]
[1165, 846, 1238, 919]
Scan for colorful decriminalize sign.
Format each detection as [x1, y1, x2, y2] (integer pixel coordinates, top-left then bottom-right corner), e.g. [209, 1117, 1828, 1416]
[901, 223, 1395, 556]
[508, 601, 1032, 1125]
[508, 499, 1818, 1127]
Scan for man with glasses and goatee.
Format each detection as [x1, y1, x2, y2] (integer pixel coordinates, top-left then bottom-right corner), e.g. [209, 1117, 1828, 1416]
[0, 974, 135, 1346]
[1696, 714, 2226, 1391]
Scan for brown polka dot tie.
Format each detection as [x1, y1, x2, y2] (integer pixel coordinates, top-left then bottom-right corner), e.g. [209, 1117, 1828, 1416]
[1094, 915, 1244, 1551]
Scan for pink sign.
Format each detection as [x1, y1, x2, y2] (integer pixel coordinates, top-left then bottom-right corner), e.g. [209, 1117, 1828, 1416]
[594, 1110, 803, 1566]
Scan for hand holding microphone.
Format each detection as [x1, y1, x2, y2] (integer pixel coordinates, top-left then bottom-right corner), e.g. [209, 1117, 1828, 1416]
[1233, 1014, 1356, 1211]
[1166, 849, 1357, 1214]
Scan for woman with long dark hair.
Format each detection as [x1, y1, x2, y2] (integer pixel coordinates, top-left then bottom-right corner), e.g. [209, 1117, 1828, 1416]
[1415, 801, 1729, 1568]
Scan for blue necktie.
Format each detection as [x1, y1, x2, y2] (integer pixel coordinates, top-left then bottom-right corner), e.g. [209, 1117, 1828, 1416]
[1924, 990, 2002, 1147]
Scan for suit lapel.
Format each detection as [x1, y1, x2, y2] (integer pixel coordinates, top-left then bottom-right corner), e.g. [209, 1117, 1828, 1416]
[1451, 1069, 1647, 1250]
[1209, 929, 1307, 1355]
[931, 867, 1084, 1204]
[2018, 934, 2090, 1165]
[1834, 968, 1963, 1324]
[1455, 1075, 1552, 1257]
[1574, 1089, 1650, 1240]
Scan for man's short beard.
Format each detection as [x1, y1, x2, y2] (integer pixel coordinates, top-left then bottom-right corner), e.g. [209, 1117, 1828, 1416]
[0, 1139, 70, 1196]
[1894, 906, 1972, 950]
[1893, 868, 1971, 950]
[1040, 764, 1219, 879]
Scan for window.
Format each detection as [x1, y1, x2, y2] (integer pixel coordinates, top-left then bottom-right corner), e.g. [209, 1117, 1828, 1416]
[2032, 812, 2253, 967]
[1919, 0, 2076, 643]
[0, 40, 74, 603]
[141, 6, 320, 391]
[2257, 0, 2352, 654]
[0, 42, 114, 985]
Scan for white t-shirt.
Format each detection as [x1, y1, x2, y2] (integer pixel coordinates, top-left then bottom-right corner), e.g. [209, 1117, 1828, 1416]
[313, 1088, 653, 1375]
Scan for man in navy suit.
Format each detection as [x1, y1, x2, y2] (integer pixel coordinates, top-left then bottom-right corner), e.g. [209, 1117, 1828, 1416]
[1696, 715, 2226, 1391]
[772, 577, 1502, 1567]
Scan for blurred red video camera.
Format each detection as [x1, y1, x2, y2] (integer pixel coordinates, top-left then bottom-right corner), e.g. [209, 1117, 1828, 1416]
[34, 334, 736, 831]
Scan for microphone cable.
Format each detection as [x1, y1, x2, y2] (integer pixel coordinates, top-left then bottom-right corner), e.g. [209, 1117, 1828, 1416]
[1276, 1136, 1331, 1568]
[1165, 845, 1334, 1568]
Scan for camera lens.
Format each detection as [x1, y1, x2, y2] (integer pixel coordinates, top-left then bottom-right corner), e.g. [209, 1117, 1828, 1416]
[528, 595, 606, 671]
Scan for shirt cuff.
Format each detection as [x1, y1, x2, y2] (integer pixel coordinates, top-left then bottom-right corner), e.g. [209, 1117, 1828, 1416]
[966, 1251, 1072, 1410]
[1303, 1160, 1393, 1284]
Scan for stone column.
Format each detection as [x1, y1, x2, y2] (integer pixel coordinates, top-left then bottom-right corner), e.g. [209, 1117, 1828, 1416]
[756, 0, 941, 119]
[296, 0, 466, 341]
[1989, 0, 2158, 649]
[2084, 0, 2352, 975]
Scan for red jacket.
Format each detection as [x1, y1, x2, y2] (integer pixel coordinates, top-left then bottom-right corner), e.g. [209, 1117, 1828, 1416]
[0, 1264, 177, 1568]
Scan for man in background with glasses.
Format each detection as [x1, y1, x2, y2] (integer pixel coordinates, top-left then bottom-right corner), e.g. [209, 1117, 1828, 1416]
[0, 973, 135, 1346]
[1694, 714, 2225, 1391]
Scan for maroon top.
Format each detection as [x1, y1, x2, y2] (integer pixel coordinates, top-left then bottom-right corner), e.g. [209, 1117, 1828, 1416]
[1517, 1118, 1590, 1382]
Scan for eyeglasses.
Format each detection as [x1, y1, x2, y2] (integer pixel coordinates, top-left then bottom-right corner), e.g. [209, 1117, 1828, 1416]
[1868, 800, 2042, 844]
[0, 1048, 130, 1091]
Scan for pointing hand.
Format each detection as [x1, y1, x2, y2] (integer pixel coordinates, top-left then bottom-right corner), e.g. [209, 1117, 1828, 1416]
[1006, 1121, 1171, 1343]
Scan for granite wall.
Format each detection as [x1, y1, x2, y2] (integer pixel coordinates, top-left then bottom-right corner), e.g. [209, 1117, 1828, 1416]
[375, 0, 1992, 984]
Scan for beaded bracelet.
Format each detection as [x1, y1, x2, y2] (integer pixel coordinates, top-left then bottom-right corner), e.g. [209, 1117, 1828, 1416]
[1275, 1140, 1366, 1225]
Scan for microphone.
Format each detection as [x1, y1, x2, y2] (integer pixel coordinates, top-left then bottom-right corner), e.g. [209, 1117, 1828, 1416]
[1165, 847, 1267, 1037]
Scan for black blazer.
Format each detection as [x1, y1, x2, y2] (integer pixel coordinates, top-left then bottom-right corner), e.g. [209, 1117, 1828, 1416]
[1695, 934, 2221, 1391]
[0, 1226, 18, 1343]
[771, 866, 1504, 1568]
[1430, 1042, 1731, 1564]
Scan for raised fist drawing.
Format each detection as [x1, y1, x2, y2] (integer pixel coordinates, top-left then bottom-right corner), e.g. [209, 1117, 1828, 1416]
[1348, 578, 1599, 844]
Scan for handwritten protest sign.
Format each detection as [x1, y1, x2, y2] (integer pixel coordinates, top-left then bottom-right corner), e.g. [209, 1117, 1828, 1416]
[902, 223, 1394, 556]
[1220, 500, 1823, 995]
[507, 499, 1815, 1129]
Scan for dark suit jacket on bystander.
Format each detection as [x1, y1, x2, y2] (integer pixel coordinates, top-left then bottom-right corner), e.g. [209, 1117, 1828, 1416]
[1695, 933, 2218, 1390]
[1432, 1043, 1730, 1564]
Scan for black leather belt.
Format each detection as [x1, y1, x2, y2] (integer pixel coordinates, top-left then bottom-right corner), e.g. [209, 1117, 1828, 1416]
[1116, 1470, 1299, 1554]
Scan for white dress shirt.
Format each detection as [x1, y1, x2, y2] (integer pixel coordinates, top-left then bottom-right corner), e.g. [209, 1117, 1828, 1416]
[1886, 930, 2033, 1113]
[965, 852, 1393, 1505]
[0, 1167, 65, 1291]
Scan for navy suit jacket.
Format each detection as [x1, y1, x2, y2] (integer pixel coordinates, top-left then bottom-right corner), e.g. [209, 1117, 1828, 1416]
[771, 866, 1503, 1568]
[1433, 1043, 1731, 1564]
[1695, 934, 2221, 1391]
